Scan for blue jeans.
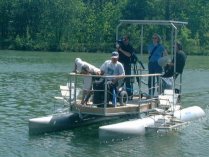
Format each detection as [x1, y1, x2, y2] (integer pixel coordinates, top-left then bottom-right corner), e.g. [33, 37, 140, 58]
[148, 62, 162, 96]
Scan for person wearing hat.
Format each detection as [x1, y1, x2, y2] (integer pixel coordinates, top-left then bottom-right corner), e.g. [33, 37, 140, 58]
[96, 51, 125, 105]
[100, 51, 125, 80]
[147, 33, 167, 96]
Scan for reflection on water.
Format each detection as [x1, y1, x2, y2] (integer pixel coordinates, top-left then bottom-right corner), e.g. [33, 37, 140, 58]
[0, 51, 209, 157]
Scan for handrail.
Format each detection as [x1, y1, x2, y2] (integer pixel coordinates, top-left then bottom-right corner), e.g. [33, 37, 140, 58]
[64, 72, 169, 116]
[69, 72, 162, 78]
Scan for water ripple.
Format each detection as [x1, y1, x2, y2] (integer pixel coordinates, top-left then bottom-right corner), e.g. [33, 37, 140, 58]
[1, 52, 209, 157]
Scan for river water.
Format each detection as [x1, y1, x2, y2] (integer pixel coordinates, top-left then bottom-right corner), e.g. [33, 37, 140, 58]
[0, 50, 209, 157]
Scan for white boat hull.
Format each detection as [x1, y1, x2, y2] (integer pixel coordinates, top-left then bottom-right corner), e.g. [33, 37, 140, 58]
[99, 106, 205, 139]
[173, 106, 205, 121]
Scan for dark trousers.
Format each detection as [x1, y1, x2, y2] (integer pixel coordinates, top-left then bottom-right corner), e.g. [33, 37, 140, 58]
[148, 62, 162, 96]
[124, 63, 132, 97]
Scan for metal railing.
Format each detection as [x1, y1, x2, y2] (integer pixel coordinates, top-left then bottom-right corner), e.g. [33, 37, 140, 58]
[67, 72, 162, 107]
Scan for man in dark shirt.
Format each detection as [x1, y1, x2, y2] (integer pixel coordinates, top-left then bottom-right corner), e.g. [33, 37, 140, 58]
[116, 35, 134, 99]
[163, 42, 187, 79]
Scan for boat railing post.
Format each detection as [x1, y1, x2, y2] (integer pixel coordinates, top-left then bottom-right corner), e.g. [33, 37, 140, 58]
[69, 74, 72, 106]
[104, 77, 107, 113]
[158, 75, 161, 95]
[138, 69, 142, 101]
[140, 25, 144, 61]
[151, 75, 153, 98]
[179, 74, 182, 101]
[138, 102, 141, 118]
[74, 74, 77, 105]
[138, 75, 141, 118]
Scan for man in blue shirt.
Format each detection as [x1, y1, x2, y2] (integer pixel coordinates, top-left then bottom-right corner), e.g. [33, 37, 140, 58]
[148, 33, 167, 96]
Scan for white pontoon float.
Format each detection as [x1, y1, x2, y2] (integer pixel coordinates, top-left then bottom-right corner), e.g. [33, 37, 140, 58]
[29, 20, 205, 135]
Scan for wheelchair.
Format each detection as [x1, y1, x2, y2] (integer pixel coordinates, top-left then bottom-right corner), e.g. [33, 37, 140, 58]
[92, 78, 128, 106]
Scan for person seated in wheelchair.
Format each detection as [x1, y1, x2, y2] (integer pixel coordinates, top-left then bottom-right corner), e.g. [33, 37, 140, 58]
[93, 51, 126, 106]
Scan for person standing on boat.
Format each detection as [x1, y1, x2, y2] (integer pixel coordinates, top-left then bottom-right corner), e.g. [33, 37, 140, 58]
[116, 35, 135, 100]
[73, 58, 101, 105]
[163, 42, 187, 79]
[148, 33, 167, 97]
[161, 42, 187, 93]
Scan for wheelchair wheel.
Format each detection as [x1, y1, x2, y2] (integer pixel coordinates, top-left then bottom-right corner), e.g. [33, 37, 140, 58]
[119, 91, 128, 106]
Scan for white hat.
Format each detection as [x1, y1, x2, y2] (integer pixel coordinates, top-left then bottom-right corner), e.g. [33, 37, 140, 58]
[75, 58, 82, 64]
[111, 51, 119, 58]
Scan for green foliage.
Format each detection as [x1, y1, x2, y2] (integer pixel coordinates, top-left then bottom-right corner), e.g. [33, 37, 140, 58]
[0, 0, 209, 55]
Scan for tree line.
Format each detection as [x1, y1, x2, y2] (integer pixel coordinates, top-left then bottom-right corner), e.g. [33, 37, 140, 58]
[0, 0, 209, 55]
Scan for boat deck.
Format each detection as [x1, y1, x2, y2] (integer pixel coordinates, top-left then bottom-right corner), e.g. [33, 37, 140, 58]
[71, 97, 158, 116]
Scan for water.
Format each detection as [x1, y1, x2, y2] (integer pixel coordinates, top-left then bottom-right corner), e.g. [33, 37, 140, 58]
[0, 50, 209, 157]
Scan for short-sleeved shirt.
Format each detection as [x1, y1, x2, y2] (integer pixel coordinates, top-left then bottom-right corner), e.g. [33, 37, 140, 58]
[100, 60, 125, 79]
[148, 43, 165, 62]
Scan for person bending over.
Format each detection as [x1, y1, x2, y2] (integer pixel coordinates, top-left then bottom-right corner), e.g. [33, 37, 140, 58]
[73, 58, 100, 105]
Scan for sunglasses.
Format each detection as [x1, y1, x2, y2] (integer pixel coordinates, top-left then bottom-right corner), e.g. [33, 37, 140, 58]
[152, 37, 158, 40]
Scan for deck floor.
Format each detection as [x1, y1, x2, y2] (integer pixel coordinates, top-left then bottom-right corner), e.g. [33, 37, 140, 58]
[72, 96, 158, 116]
